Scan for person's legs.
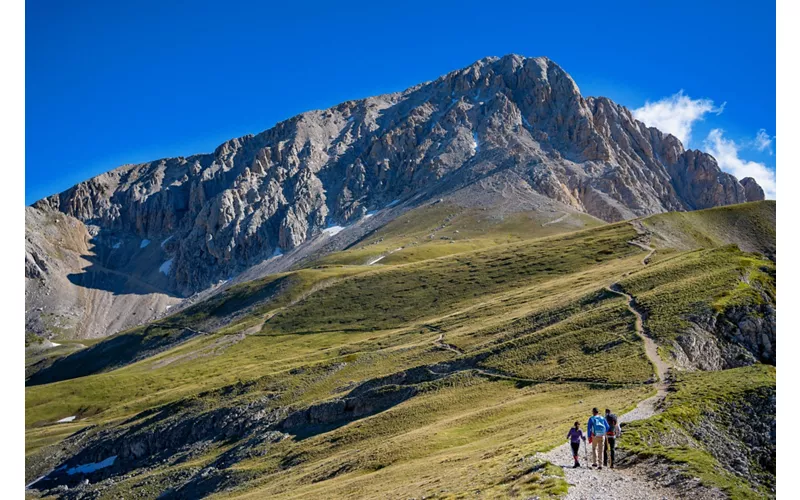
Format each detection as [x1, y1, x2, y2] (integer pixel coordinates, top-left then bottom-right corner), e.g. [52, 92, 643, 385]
[607, 437, 616, 467]
[603, 437, 608, 466]
[570, 442, 580, 465]
[592, 436, 605, 467]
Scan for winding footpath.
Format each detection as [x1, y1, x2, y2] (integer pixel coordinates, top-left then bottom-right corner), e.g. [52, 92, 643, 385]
[542, 212, 570, 227]
[434, 332, 464, 355]
[536, 221, 676, 499]
[605, 284, 670, 393]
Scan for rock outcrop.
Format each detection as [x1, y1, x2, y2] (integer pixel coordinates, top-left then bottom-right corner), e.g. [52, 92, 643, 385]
[672, 290, 776, 371]
[27, 54, 765, 337]
[618, 373, 776, 498]
[741, 177, 767, 202]
[25, 206, 180, 339]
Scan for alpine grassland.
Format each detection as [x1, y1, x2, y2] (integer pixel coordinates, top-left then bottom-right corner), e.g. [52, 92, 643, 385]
[619, 365, 775, 499]
[25, 201, 775, 498]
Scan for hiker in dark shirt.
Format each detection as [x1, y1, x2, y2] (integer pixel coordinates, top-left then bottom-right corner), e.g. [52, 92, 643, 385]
[566, 421, 586, 468]
[603, 408, 621, 468]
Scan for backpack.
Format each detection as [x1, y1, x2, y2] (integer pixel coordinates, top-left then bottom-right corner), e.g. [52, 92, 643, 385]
[590, 415, 607, 435]
[605, 414, 618, 435]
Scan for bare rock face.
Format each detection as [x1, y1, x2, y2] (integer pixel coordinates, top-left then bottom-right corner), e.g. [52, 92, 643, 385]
[28, 55, 764, 336]
[671, 290, 776, 371]
[25, 206, 180, 339]
[740, 177, 766, 202]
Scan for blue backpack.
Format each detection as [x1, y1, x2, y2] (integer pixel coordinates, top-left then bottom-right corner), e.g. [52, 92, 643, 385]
[590, 415, 607, 435]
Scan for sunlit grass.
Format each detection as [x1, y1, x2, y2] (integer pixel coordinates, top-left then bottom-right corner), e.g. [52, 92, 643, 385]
[25, 201, 775, 498]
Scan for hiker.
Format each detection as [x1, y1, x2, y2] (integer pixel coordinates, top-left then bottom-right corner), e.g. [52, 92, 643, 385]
[566, 421, 585, 468]
[604, 408, 621, 468]
[587, 407, 608, 469]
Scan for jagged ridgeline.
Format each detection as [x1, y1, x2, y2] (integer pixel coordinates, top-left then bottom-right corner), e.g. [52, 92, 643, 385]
[26, 54, 765, 341]
[26, 199, 775, 498]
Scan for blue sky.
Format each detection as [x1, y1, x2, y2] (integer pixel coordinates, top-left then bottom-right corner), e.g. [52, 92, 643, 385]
[26, 0, 776, 204]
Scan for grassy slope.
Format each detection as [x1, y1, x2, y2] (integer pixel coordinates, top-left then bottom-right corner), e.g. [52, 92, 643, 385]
[643, 200, 775, 258]
[226, 382, 647, 499]
[620, 365, 776, 499]
[619, 246, 775, 348]
[316, 202, 604, 267]
[24, 201, 775, 498]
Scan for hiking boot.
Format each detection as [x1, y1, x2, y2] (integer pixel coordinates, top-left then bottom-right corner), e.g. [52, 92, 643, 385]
[573, 462, 580, 468]
[592, 463, 597, 468]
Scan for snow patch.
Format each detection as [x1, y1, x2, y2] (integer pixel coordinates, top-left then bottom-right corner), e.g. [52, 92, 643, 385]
[364, 210, 377, 218]
[387, 199, 400, 208]
[160, 235, 173, 248]
[56, 416, 76, 423]
[542, 213, 569, 227]
[112, 241, 121, 249]
[522, 116, 532, 127]
[271, 247, 283, 258]
[66, 455, 117, 475]
[140, 239, 151, 249]
[367, 246, 403, 265]
[26, 475, 47, 489]
[472, 132, 480, 153]
[322, 218, 350, 237]
[159, 259, 173, 275]
[323, 225, 346, 237]
[50, 342, 61, 347]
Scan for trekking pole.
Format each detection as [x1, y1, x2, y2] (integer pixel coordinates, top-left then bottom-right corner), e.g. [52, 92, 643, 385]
[584, 439, 588, 463]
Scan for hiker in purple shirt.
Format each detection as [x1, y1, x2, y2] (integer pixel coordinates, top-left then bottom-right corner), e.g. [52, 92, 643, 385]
[566, 421, 586, 468]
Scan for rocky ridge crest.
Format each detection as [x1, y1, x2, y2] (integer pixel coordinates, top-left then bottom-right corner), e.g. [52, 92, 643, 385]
[29, 55, 763, 310]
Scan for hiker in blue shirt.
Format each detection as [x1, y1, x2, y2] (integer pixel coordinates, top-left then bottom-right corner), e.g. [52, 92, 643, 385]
[587, 407, 609, 469]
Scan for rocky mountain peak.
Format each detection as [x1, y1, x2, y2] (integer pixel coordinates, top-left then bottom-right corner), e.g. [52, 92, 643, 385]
[29, 55, 764, 298]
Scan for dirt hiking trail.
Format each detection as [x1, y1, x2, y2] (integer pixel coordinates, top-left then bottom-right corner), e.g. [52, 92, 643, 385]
[536, 221, 675, 499]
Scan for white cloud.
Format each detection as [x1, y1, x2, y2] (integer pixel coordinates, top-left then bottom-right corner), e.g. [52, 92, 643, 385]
[752, 129, 773, 155]
[704, 129, 776, 199]
[633, 90, 724, 146]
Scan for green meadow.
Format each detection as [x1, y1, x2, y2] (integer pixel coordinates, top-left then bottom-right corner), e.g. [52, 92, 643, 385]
[25, 201, 775, 498]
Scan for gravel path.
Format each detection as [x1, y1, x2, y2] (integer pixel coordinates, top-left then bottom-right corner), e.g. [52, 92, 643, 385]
[605, 285, 670, 392]
[434, 332, 464, 355]
[534, 230, 676, 499]
[536, 391, 675, 499]
[627, 219, 656, 265]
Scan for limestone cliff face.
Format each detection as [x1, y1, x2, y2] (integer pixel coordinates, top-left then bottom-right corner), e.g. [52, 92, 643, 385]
[741, 177, 767, 202]
[671, 290, 776, 372]
[32, 55, 763, 294]
[25, 206, 180, 339]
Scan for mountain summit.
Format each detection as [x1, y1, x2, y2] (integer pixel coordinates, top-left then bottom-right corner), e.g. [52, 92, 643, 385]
[26, 55, 763, 338]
